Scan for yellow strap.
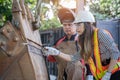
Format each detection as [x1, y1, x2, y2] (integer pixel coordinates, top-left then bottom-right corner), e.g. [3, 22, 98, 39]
[89, 28, 105, 79]
[93, 29, 102, 71]
[88, 57, 99, 80]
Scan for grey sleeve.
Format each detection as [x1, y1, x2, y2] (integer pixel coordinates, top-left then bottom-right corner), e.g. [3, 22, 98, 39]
[70, 51, 81, 63]
[99, 29, 120, 60]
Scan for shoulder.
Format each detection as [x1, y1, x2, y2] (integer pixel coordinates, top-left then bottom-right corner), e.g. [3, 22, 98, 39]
[98, 29, 109, 35]
[98, 29, 114, 43]
[98, 29, 112, 38]
[54, 36, 66, 46]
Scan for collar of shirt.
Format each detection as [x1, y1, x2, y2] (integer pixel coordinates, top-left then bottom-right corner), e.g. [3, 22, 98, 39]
[64, 33, 77, 41]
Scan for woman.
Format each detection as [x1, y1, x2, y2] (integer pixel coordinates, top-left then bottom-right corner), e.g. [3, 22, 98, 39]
[43, 11, 120, 80]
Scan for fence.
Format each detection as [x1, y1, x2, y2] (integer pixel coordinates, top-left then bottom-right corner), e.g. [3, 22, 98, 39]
[40, 27, 64, 77]
[40, 19, 120, 78]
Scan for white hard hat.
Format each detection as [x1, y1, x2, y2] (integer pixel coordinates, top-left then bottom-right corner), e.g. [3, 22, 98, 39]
[74, 11, 95, 23]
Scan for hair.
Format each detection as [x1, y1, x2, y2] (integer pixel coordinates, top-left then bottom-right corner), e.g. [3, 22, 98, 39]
[78, 22, 94, 62]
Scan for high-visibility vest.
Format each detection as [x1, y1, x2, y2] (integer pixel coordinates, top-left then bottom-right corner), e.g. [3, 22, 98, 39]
[88, 28, 120, 80]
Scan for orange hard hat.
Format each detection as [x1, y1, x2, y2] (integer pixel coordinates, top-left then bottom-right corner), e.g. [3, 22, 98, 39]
[58, 8, 75, 24]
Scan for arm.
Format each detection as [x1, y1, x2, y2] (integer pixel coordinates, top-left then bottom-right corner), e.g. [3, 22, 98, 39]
[58, 52, 72, 61]
[107, 59, 117, 72]
[44, 47, 81, 63]
[59, 51, 82, 63]
[43, 47, 72, 61]
[99, 29, 120, 72]
[99, 29, 120, 80]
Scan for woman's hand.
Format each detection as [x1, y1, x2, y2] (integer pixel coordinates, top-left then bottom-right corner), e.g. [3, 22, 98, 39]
[86, 75, 93, 80]
[101, 72, 111, 80]
[43, 47, 60, 56]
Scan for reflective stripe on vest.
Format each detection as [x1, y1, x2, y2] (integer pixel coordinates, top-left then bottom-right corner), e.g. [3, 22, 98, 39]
[88, 28, 120, 80]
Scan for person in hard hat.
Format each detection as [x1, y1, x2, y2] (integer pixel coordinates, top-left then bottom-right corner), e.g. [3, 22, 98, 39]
[47, 8, 84, 80]
[43, 10, 120, 80]
[73, 11, 120, 80]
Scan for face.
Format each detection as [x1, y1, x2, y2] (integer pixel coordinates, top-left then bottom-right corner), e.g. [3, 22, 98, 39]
[62, 22, 76, 35]
[75, 23, 85, 35]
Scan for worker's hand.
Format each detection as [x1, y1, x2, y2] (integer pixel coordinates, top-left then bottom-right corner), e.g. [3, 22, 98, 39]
[101, 72, 111, 80]
[43, 47, 60, 56]
[86, 75, 93, 80]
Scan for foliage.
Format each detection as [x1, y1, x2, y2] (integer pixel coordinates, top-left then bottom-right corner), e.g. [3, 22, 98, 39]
[40, 2, 61, 30]
[0, 0, 60, 29]
[90, 0, 120, 20]
[25, 0, 36, 11]
[0, 0, 36, 28]
[40, 16, 61, 30]
[0, 0, 12, 27]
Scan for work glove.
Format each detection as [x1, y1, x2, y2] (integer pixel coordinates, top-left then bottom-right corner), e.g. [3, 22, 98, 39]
[101, 72, 111, 80]
[86, 75, 93, 80]
[43, 47, 60, 56]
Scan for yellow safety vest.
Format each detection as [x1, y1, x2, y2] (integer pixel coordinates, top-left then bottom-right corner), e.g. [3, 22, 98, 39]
[88, 28, 120, 80]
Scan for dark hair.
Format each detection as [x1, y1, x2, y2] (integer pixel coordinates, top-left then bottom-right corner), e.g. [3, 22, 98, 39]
[78, 22, 94, 62]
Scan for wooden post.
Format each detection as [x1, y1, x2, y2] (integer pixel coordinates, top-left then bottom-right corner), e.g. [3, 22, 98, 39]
[12, 0, 49, 80]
